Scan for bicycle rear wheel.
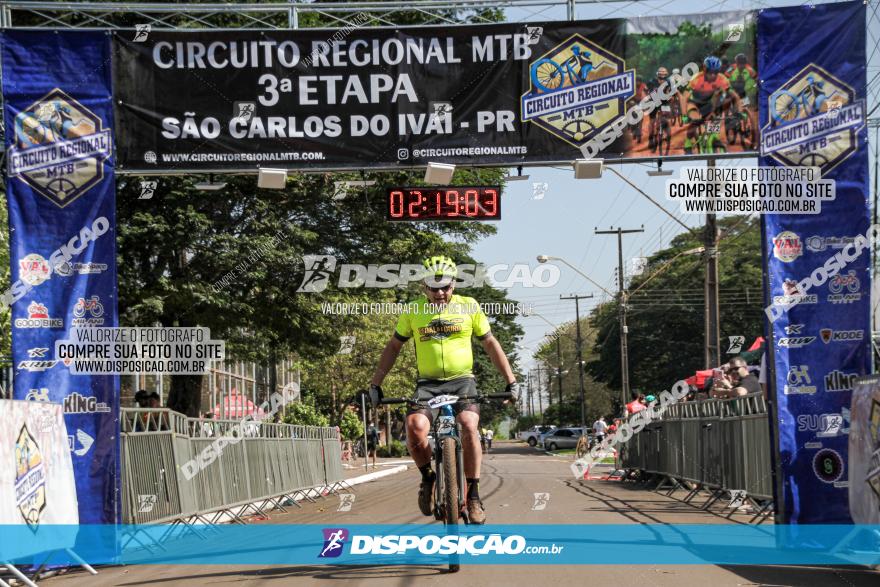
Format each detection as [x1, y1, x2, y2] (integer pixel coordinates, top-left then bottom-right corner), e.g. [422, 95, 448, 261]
[441, 437, 460, 572]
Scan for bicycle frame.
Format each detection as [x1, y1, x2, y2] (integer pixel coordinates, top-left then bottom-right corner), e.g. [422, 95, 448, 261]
[432, 403, 466, 522]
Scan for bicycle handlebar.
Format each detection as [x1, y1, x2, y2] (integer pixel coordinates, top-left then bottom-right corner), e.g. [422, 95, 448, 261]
[378, 391, 513, 406]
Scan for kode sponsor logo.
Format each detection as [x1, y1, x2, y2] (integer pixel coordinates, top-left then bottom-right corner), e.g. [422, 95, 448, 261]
[784, 365, 817, 395]
[19, 254, 52, 286]
[824, 369, 859, 393]
[63, 392, 111, 414]
[14, 301, 63, 329]
[772, 231, 803, 262]
[820, 328, 864, 343]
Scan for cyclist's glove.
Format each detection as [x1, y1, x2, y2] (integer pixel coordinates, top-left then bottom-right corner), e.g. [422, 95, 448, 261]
[505, 382, 520, 403]
[368, 384, 383, 408]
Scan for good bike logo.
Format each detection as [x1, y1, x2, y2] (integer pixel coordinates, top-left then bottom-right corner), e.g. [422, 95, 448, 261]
[296, 255, 560, 292]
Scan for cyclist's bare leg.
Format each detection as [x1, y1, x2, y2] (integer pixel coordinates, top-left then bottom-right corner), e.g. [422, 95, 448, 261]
[457, 410, 481, 479]
[405, 413, 432, 467]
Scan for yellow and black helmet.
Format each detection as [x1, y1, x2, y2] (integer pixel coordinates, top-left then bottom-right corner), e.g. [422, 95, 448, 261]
[422, 255, 457, 285]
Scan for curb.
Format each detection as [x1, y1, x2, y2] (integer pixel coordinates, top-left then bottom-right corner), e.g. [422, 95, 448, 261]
[346, 464, 409, 486]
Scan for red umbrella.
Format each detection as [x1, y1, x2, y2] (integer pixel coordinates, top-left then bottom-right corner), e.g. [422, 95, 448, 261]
[214, 394, 265, 420]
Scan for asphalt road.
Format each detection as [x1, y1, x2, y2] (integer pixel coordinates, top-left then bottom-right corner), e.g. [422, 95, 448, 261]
[44, 441, 880, 587]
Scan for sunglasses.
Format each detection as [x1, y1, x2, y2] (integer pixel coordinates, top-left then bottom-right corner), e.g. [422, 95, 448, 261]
[425, 283, 453, 293]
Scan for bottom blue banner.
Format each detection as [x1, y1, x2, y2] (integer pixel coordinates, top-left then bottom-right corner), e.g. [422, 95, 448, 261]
[2, 524, 880, 566]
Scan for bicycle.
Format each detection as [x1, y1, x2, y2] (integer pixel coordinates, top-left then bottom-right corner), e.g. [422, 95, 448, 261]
[529, 45, 593, 93]
[770, 76, 828, 123]
[379, 390, 513, 572]
[724, 100, 756, 150]
[695, 116, 726, 154]
[829, 270, 860, 294]
[73, 295, 104, 318]
[651, 105, 673, 155]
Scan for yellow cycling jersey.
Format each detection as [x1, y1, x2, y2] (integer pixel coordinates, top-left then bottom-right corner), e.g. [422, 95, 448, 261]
[394, 294, 491, 380]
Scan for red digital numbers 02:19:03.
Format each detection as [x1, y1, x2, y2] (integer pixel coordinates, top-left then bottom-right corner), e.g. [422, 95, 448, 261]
[386, 187, 501, 221]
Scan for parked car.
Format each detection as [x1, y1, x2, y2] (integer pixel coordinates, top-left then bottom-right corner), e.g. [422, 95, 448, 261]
[518, 425, 557, 447]
[543, 427, 587, 451]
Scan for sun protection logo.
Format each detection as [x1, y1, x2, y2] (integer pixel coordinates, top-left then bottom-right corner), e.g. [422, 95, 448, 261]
[772, 231, 803, 262]
[761, 64, 866, 175]
[319, 528, 349, 558]
[521, 35, 634, 149]
[8, 88, 112, 208]
[296, 256, 560, 292]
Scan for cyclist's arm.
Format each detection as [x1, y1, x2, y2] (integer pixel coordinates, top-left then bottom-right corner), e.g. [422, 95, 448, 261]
[370, 335, 405, 386]
[479, 334, 516, 385]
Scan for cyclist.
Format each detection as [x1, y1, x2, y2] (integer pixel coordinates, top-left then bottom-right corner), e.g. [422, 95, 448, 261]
[368, 255, 518, 524]
[680, 56, 741, 154]
[646, 66, 673, 151]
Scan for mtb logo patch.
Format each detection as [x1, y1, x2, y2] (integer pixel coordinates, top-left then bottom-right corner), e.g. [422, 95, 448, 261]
[520, 35, 634, 148]
[7, 88, 112, 208]
[760, 64, 865, 174]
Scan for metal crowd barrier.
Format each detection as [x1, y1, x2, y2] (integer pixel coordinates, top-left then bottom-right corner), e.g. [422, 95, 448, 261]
[618, 393, 774, 523]
[120, 408, 351, 526]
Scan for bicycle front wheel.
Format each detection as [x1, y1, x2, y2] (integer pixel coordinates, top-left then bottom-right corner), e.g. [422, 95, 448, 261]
[441, 437, 460, 526]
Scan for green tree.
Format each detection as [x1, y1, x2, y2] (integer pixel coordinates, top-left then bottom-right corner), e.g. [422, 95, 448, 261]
[588, 217, 762, 393]
[338, 408, 364, 441]
[282, 396, 330, 428]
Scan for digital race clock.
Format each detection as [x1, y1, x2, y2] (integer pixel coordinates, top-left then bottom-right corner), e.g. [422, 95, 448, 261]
[386, 187, 501, 221]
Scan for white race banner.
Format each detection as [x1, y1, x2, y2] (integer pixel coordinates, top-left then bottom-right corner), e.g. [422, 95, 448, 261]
[0, 399, 79, 560]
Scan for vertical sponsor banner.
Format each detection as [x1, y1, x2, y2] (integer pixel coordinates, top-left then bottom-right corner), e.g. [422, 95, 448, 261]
[2, 31, 120, 525]
[760, 2, 869, 523]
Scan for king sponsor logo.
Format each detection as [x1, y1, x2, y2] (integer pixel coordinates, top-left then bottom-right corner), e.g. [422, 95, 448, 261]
[824, 369, 859, 393]
[761, 64, 866, 175]
[7, 88, 112, 208]
[63, 392, 111, 414]
[520, 35, 634, 149]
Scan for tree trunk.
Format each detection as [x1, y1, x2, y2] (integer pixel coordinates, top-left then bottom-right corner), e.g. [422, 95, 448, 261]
[167, 374, 204, 417]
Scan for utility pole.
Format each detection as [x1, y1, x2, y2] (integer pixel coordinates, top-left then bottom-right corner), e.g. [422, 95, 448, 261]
[555, 335, 564, 406]
[560, 293, 594, 429]
[526, 371, 533, 417]
[705, 158, 721, 368]
[595, 225, 644, 407]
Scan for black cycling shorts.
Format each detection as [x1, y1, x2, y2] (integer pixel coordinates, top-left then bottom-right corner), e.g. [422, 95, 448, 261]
[406, 377, 480, 418]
